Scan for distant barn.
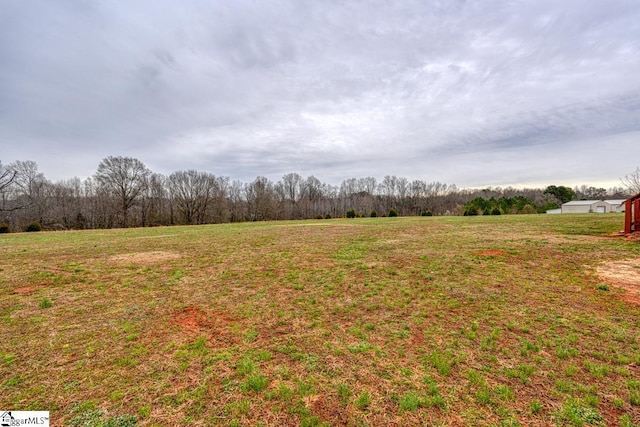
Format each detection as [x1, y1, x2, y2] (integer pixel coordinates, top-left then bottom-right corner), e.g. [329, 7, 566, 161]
[604, 199, 627, 213]
[560, 200, 625, 213]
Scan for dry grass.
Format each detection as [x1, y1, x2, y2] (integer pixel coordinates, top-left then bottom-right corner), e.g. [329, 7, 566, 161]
[0, 215, 639, 426]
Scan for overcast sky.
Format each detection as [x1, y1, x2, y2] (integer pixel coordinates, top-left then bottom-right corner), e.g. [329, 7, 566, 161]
[1, 0, 639, 189]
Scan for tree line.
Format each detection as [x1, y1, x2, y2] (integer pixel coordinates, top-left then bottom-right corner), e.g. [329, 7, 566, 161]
[0, 156, 634, 232]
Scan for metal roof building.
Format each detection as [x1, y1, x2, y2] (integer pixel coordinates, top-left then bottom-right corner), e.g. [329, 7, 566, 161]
[561, 200, 612, 214]
[603, 200, 626, 213]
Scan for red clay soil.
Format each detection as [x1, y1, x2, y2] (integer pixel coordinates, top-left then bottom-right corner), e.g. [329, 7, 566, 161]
[625, 232, 640, 241]
[13, 286, 45, 295]
[171, 306, 208, 332]
[596, 258, 640, 305]
[307, 395, 348, 425]
[169, 306, 239, 346]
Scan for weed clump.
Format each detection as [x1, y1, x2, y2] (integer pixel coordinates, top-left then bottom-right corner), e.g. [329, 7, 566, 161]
[68, 405, 137, 427]
[530, 399, 543, 414]
[426, 350, 455, 376]
[337, 383, 351, 406]
[629, 380, 640, 406]
[557, 401, 604, 426]
[355, 392, 371, 409]
[399, 392, 421, 411]
[243, 373, 269, 392]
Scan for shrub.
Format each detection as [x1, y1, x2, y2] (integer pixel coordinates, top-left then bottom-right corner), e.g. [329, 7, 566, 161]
[346, 209, 356, 219]
[0, 223, 10, 233]
[389, 208, 398, 217]
[491, 208, 501, 215]
[314, 215, 324, 219]
[25, 222, 42, 232]
[370, 210, 377, 218]
[74, 212, 87, 229]
[538, 201, 559, 213]
[324, 213, 332, 219]
[421, 211, 433, 216]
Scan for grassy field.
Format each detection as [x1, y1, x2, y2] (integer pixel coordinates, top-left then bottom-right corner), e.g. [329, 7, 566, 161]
[1, 215, 639, 426]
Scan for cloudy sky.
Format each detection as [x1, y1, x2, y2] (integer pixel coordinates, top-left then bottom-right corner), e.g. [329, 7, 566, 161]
[1, 0, 639, 189]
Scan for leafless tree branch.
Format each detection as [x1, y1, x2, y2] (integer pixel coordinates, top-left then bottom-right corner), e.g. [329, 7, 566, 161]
[621, 166, 640, 195]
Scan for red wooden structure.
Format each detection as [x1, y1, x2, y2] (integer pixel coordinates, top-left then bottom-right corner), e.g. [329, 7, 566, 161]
[624, 193, 640, 234]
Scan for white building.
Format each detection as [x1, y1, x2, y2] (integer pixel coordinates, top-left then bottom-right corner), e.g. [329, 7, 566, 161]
[560, 200, 624, 213]
[603, 200, 626, 213]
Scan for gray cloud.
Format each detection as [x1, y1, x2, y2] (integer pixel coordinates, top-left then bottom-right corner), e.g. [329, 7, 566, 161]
[1, 0, 639, 188]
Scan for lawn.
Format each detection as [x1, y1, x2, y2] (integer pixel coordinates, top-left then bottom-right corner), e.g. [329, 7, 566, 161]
[0, 215, 639, 426]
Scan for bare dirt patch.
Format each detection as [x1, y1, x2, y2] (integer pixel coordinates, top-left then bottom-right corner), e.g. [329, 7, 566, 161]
[306, 395, 348, 425]
[108, 251, 181, 265]
[171, 306, 208, 333]
[13, 286, 45, 295]
[475, 249, 507, 257]
[624, 232, 640, 241]
[169, 306, 238, 345]
[596, 258, 640, 305]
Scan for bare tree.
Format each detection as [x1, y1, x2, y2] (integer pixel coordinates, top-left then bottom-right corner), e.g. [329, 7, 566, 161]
[396, 177, 409, 214]
[245, 176, 276, 221]
[228, 180, 246, 222]
[281, 172, 302, 218]
[621, 166, 640, 194]
[208, 176, 230, 223]
[48, 178, 88, 229]
[168, 170, 217, 224]
[10, 160, 52, 225]
[607, 186, 628, 198]
[300, 175, 323, 217]
[0, 161, 17, 193]
[94, 156, 151, 227]
[0, 161, 18, 213]
[380, 175, 398, 211]
[140, 173, 169, 226]
[338, 177, 378, 216]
